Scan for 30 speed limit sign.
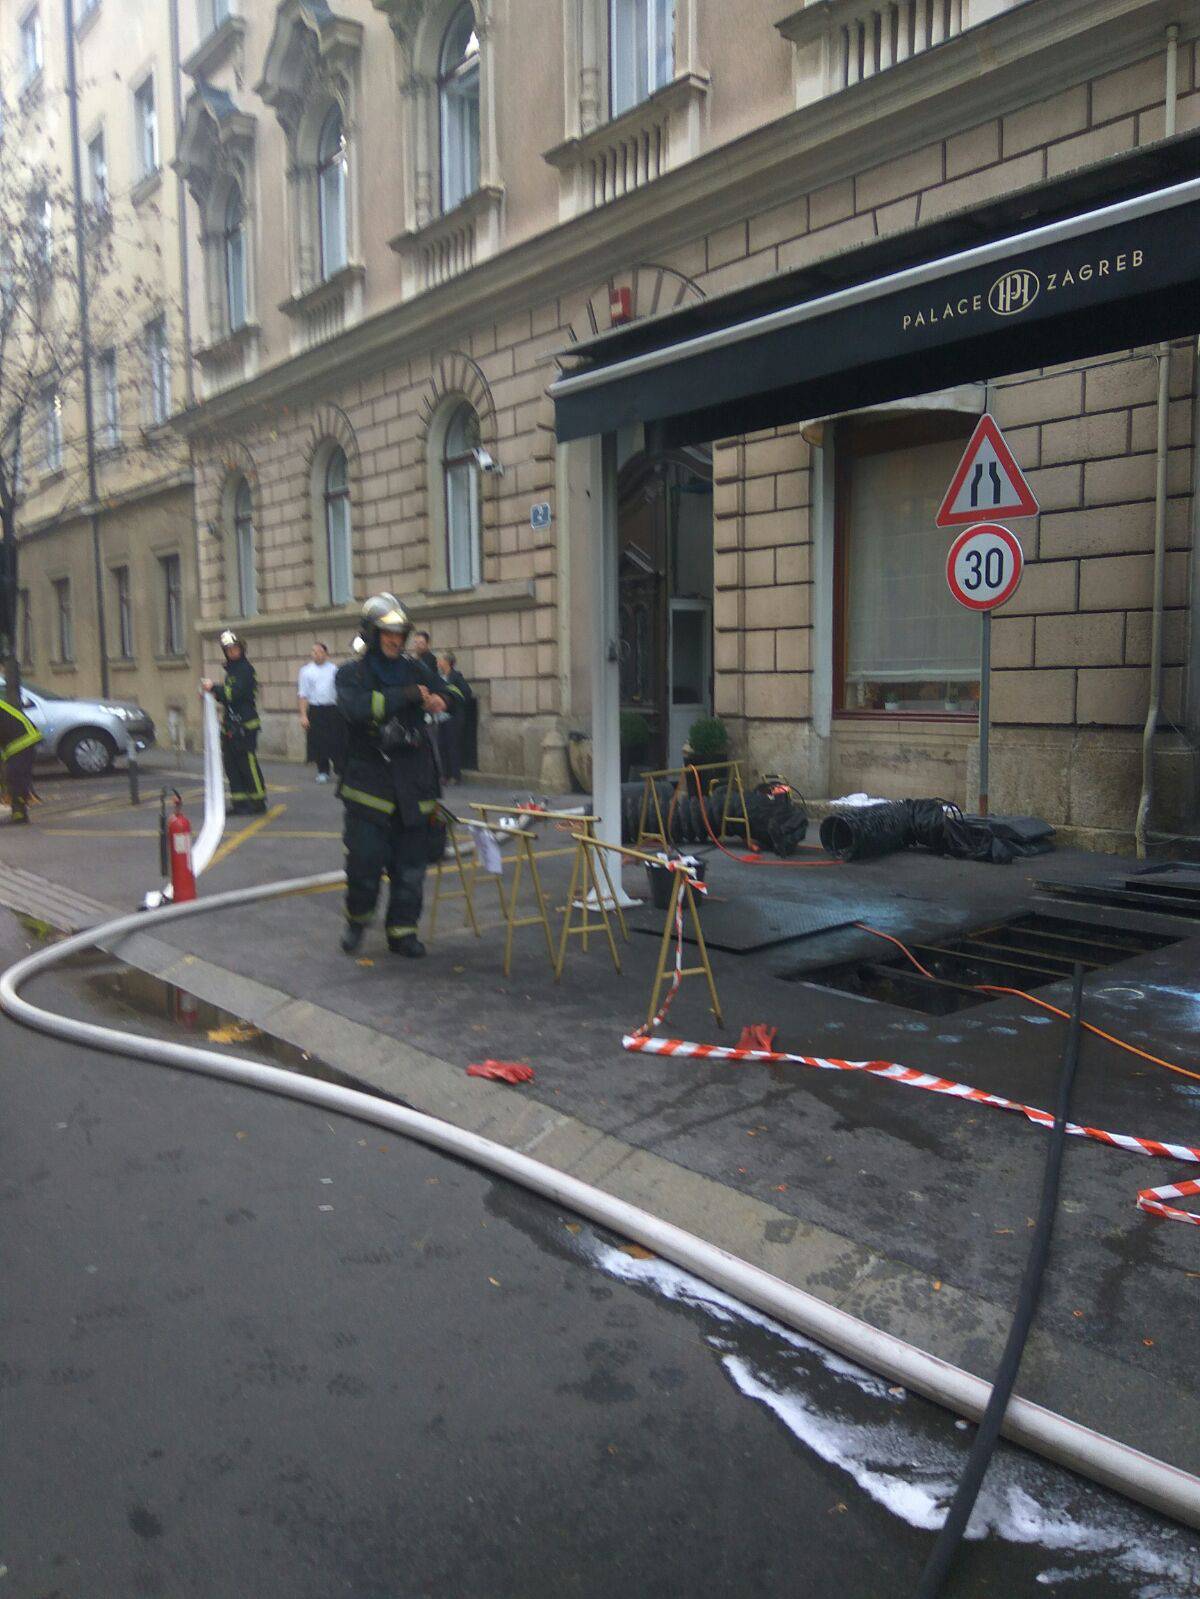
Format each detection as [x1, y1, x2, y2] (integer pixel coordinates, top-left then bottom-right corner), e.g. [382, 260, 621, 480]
[945, 522, 1024, 611]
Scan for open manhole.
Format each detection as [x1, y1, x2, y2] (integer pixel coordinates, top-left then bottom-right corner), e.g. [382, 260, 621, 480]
[783, 911, 1181, 1015]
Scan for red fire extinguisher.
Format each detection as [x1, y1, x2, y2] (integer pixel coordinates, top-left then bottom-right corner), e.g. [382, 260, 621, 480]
[167, 792, 197, 904]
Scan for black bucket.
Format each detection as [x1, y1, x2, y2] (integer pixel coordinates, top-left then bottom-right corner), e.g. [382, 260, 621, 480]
[645, 858, 707, 910]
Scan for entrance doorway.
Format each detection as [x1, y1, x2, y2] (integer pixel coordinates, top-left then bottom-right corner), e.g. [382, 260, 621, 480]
[617, 446, 713, 769]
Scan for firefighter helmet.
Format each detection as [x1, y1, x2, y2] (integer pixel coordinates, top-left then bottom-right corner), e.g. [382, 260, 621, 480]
[219, 629, 244, 651]
[360, 593, 411, 638]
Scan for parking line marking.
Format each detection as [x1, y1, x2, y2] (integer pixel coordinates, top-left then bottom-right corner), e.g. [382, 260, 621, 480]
[208, 803, 287, 868]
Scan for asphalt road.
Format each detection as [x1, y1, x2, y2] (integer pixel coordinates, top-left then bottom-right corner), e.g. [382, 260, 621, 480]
[3, 910, 1200, 1598]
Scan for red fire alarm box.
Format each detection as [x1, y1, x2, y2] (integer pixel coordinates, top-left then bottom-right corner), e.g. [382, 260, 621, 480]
[609, 286, 633, 325]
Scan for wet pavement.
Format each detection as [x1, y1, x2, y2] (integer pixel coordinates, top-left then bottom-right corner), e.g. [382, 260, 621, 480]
[4, 910, 1199, 1598]
[2, 751, 1199, 1480]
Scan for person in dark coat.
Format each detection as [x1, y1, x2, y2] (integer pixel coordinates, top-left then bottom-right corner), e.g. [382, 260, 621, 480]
[0, 692, 42, 823]
[336, 595, 463, 958]
[203, 629, 267, 816]
[436, 652, 474, 783]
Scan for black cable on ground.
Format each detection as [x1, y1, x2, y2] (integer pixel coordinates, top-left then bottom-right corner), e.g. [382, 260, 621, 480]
[913, 962, 1084, 1599]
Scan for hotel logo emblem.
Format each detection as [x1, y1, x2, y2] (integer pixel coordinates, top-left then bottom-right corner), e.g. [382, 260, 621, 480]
[988, 269, 1040, 316]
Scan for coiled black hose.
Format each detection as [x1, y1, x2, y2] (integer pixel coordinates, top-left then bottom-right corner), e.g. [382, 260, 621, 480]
[819, 801, 916, 861]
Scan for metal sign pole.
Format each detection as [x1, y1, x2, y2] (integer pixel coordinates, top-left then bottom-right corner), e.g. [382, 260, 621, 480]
[978, 610, 991, 818]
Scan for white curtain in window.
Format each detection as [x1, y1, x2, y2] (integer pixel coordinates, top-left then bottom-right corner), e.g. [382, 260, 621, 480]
[444, 405, 481, 591]
[610, 0, 674, 117]
[317, 106, 348, 278]
[439, 6, 480, 213]
[845, 436, 979, 687]
[234, 478, 257, 617]
[224, 184, 246, 331]
[324, 447, 352, 605]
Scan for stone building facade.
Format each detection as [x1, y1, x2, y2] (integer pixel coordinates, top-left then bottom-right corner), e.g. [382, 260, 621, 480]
[174, 0, 1199, 846]
[3, 0, 199, 749]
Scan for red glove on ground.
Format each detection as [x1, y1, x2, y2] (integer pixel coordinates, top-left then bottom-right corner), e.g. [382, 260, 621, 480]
[467, 1060, 536, 1085]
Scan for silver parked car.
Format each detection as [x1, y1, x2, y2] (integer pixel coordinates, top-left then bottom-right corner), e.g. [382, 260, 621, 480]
[0, 678, 156, 776]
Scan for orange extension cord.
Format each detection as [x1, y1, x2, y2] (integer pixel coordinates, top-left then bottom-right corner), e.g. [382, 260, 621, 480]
[855, 923, 1200, 1087]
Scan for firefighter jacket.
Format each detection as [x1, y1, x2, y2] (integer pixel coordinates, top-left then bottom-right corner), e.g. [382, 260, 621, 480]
[0, 696, 42, 762]
[218, 656, 260, 740]
[335, 647, 461, 828]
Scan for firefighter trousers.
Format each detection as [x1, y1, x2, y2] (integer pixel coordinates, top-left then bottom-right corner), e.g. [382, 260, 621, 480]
[222, 733, 267, 813]
[343, 808, 429, 939]
[3, 747, 36, 820]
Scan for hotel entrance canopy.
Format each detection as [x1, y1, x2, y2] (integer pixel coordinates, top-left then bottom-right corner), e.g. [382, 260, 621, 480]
[551, 133, 1200, 449]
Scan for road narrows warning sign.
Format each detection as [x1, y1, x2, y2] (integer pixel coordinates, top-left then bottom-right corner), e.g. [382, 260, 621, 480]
[935, 414, 1039, 527]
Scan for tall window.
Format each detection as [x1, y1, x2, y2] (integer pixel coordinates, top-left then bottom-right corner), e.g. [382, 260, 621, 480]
[96, 348, 119, 449]
[443, 404, 481, 592]
[113, 565, 134, 657]
[323, 447, 352, 605]
[87, 131, 108, 212]
[161, 553, 184, 656]
[31, 186, 52, 268]
[223, 183, 247, 332]
[41, 384, 62, 472]
[439, 5, 480, 213]
[53, 578, 73, 663]
[233, 477, 257, 617]
[316, 106, 348, 279]
[18, 588, 32, 667]
[835, 418, 980, 716]
[19, 8, 42, 89]
[134, 76, 159, 179]
[145, 315, 170, 424]
[610, 0, 674, 117]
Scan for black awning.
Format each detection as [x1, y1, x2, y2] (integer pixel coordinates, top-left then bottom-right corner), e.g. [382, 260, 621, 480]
[551, 133, 1200, 447]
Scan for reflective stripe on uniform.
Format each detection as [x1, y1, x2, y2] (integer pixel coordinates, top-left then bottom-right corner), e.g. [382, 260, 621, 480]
[2, 727, 42, 760]
[242, 718, 261, 732]
[370, 690, 385, 724]
[246, 754, 265, 799]
[418, 799, 437, 816]
[341, 785, 395, 816]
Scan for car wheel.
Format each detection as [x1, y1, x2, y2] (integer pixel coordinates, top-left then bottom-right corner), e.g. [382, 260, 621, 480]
[63, 728, 117, 777]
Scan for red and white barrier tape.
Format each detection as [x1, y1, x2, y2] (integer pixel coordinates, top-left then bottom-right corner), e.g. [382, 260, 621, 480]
[638, 859, 708, 1036]
[621, 1033, 1200, 1226]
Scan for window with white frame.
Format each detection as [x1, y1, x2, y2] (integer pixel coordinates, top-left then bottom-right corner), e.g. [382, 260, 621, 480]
[19, 8, 42, 89]
[40, 383, 62, 472]
[223, 182, 247, 331]
[443, 403, 482, 591]
[95, 347, 119, 449]
[113, 565, 134, 657]
[161, 553, 184, 655]
[323, 447, 352, 605]
[145, 315, 170, 424]
[134, 76, 159, 180]
[609, 0, 674, 117]
[233, 476, 257, 617]
[439, 5, 480, 213]
[316, 105, 348, 280]
[53, 578, 73, 662]
[87, 131, 108, 212]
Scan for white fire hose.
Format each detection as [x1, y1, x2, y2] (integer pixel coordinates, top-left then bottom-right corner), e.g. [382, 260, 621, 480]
[1, 708, 1197, 1532]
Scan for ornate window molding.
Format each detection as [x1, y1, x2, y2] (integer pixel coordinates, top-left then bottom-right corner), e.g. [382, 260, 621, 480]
[256, 0, 364, 346]
[176, 84, 261, 397]
[377, 0, 504, 293]
[549, 0, 706, 219]
[182, 12, 248, 81]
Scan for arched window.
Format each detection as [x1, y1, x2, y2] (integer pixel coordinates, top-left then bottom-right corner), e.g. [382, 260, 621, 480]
[324, 446, 352, 605]
[610, 0, 674, 117]
[439, 5, 480, 213]
[233, 476, 257, 617]
[223, 183, 247, 333]
[316, 105, 348, 279]
[443, 403, 481, 591]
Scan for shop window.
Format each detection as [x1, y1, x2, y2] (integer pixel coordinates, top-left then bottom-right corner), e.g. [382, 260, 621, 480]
[835, 416, 980, 717]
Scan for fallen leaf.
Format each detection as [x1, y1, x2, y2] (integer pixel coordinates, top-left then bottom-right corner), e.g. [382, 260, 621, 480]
[1143, 1338, 1155, 1347]
[619, 1243, 655, 1260]
[206, 1021, 261, 1044]
[887, 1386, 905, 1398]
[932, 1281, 942, 1291]
[235, 1131, 248, 1141]
[994, 1227, 1013, 1235]
[356, 958, 374, 968]
[453, 965, 465, 973]
[488, 1276, 501, 1287]
[827, 1502, 848, 1515]
[564, 1222, 581, 1234]
[1072, 1309, 1085, 1319]
[775, 1184, 788, 1192]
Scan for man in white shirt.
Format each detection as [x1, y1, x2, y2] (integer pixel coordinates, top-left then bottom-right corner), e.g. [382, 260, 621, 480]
[297, 641, 341, 782]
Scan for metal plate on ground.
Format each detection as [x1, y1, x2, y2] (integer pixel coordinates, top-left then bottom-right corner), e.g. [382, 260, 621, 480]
[628, 895, 857, 953]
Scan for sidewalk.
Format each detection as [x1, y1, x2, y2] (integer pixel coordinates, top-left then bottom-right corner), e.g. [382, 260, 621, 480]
[3, 751, 1199, 1477]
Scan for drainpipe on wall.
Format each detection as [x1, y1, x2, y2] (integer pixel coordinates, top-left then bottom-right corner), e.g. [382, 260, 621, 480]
[1134, 24, 1179, 859]
[167, 0, 194, 408]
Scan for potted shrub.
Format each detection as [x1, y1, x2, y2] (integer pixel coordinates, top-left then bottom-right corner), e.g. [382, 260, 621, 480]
[685, 716, 729, 767]
[619, 710, 652, 781]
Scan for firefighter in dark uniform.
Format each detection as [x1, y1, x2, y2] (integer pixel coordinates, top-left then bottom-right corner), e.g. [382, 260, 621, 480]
[0, 692, 42, 824]
[336, 594, 462, 957]
[203, 629, 268, 815]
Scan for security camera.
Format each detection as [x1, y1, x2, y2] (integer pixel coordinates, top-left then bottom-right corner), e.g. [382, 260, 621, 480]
[472, 447, 503, 476]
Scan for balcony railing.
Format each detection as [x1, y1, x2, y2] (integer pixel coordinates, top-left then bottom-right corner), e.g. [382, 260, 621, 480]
[390, 186, 504, 298]
[778, 0, 976, 101]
